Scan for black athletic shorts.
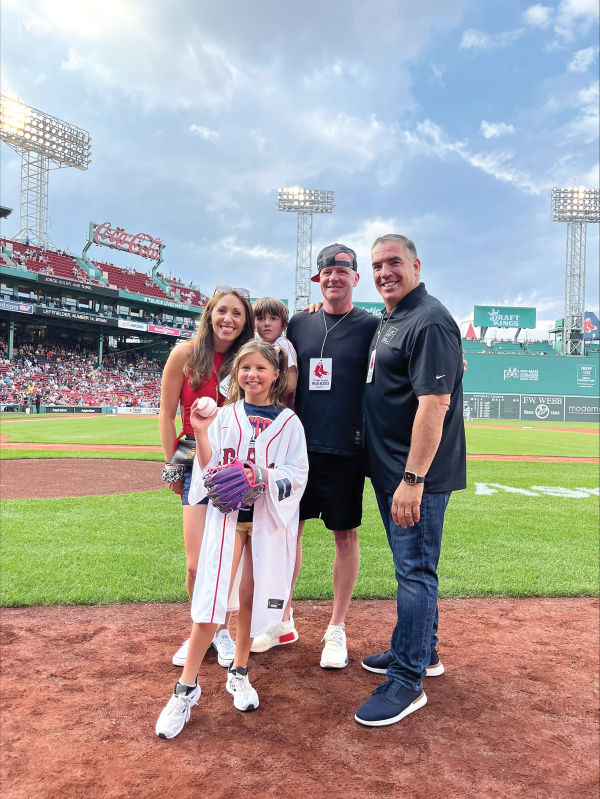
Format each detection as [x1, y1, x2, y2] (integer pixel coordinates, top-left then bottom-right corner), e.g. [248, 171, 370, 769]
[300, 451, 365, 531]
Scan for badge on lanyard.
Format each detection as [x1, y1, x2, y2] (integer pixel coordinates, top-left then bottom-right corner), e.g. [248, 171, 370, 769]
[309, 358, 333, 390]
[366, 349, 376, 383]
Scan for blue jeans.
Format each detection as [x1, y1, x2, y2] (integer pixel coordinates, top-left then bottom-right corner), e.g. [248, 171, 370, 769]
[374, 487, 451, 692]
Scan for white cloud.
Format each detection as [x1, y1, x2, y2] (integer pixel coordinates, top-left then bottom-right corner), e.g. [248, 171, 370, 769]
[416, 120, 545, 194]
[189, 124, 219, 141]
[429, 63, 446, 86]
[303, 109, 398, 164]
[249, 130, 266, 152]
[219, 236, 286, 260]
[567, 46, 599, 72]
[480, 120, 515, 138]
[522, 4, 553, 29]
[554, 0, 599, 42]
[459, 27, 524, 51]
[563, 81, 599, 141]
[301, 59, 361, 90]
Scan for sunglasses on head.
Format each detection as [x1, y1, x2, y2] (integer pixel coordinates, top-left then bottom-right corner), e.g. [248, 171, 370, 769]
[213, 285, 250, 299]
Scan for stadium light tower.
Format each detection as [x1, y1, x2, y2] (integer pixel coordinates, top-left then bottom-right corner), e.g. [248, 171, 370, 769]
[277, 187, 335, 313]
[0, 96, 91, 249]
[552, 187, 600, 356]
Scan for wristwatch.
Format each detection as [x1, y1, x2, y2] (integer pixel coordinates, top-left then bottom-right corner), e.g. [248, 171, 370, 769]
[403, 470, 425, 485]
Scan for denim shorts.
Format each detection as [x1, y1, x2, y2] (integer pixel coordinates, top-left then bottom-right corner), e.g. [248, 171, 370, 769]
[180, 436, 209, 507]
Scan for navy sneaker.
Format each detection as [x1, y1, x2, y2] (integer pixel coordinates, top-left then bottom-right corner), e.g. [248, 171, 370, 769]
[361, 647, 445, 677]
[354, 679, 427, 727]
[361, 649, 394, 674]
[426, 647, 444, 677]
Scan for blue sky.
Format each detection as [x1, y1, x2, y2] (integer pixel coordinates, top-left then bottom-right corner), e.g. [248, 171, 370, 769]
[1, 0, 598, 338]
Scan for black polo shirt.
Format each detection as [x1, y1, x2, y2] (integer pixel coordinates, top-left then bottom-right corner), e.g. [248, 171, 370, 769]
[364, 283, 466, 493]
[287, 306, 379, 456]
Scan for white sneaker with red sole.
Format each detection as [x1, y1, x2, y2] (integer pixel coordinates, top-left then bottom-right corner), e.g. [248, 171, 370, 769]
[250, 609, 298, 653]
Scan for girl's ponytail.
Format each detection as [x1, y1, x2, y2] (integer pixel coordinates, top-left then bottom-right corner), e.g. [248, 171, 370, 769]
[270, 347, 289, 408]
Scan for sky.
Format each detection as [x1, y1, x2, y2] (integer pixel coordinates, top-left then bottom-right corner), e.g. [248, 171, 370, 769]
[1, 0, 598, 339]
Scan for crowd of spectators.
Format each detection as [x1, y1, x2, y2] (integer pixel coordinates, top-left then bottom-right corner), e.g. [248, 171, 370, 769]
[0, 338, 163, 409]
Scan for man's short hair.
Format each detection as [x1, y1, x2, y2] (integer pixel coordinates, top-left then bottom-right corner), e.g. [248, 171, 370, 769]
[252, 296, 289, 325]
[371, 234, 418, 261]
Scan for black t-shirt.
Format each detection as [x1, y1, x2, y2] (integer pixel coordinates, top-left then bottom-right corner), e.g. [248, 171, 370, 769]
[237, 401, 282, 522]
[287, 307, 379, 456]
[364, 283, 466, 493]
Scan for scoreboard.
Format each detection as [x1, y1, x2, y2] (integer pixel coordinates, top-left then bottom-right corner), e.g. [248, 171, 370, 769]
[463, 393, 598, 422]
[463, 393, 521, 420]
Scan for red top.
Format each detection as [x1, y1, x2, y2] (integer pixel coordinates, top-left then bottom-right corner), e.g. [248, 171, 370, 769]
[179, 351, 226, 436]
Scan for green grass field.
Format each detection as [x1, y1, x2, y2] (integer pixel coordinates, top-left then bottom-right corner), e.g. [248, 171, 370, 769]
[1, 414, 598, 607]
[2, 415, 598, 456]
[1, 462, 597, 607]
[0, 449, 164, 461]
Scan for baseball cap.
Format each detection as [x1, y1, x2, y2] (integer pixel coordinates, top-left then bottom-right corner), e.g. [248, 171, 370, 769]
[311, 243, 358, 282]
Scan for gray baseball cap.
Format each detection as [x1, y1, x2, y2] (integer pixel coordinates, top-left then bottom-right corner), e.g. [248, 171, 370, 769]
[312, 243, 358, 282]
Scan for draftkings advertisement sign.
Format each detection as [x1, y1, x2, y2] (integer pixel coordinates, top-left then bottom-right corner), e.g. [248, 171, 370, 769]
[474, 306, 537, 329]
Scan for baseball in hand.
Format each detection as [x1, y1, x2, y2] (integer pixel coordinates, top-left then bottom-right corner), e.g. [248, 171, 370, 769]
[196, 397, 217, 417]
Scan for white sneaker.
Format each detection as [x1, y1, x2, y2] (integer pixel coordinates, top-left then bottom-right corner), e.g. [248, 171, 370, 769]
[250, 609, 298, 653]
[320, 623, 348, 669]
[156, 681, 201, 739]
[226, 667, 259, 712]
[172, 638, 189, 667]
[212, 629, 236, 667]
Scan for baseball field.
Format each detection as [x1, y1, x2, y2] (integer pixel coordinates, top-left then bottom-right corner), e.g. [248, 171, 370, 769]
[1, 414, 598, 798]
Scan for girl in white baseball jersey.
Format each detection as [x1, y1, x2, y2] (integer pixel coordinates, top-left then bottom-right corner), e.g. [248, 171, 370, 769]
[156, 340, 308, 740]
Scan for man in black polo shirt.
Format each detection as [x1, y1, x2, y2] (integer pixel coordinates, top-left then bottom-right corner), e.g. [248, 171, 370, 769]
[355, 234, 466, 727]
[250, 243, 378, 668]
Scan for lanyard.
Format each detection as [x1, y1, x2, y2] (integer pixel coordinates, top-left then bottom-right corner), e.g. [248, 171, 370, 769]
[373, 309, 393, 351]
[320, 308, 353, 359]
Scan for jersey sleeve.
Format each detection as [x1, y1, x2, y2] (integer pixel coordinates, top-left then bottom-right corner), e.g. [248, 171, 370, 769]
[188, 411, 222, 504]
[262, 417, 308, 529]
[409, 324, 461, 397]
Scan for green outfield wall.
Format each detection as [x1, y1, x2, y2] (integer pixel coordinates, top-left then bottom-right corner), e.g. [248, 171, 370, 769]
[462, 353, 599, 422]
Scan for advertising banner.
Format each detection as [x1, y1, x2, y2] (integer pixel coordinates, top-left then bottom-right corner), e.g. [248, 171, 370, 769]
[463, 353, 598, 395]
[474, 306, 536, 329]
[141, 296, 195, 311]
[35, 307, 118, 326]
[564, 397, 600, 422]
[118, 319, 148, 332]
[148, 324, 180, 337]
[179, 329, 195, 338]
[45, 406, 73, 414]
[115, 407, 160, 414]
[73, 406, 103, 414]
[0, 300, 33, 314]
[584, 311, 599, 340]
[38, 274, 120, 299]
[354, 301, 386, 317]
[520, 395, 565, 421]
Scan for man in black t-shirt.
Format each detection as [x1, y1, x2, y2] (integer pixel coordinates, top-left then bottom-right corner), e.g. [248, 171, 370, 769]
[250, 243, 378, 668]
[355, 234, 466, 728]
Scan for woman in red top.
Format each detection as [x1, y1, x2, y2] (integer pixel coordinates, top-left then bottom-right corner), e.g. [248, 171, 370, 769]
[159, 289, 255, 669]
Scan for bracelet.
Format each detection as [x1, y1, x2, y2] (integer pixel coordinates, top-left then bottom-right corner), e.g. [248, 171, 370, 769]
[161, 462, 185, 484]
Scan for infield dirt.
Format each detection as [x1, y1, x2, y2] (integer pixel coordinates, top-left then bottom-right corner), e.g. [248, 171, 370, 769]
[1, 598, 598, 799]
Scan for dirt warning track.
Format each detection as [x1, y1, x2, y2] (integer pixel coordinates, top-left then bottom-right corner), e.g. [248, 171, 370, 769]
[1, 598, 597, 799]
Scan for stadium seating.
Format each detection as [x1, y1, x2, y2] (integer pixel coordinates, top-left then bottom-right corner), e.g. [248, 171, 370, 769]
[462, 339, 489, 354]
[0, 338, 163, 408]
[525, 342, 558, 356]
[491, 342, 526, 355]
[94, 261, 170, 300]
[4, 241, 100, 283]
